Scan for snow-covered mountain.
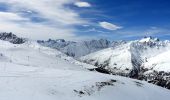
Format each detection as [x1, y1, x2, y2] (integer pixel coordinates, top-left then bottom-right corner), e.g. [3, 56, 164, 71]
[81, 42, 136, 74]
[81, 36, 170, 72]
[0, 36, 170, 100]
[80, 36, 170, 89]
[38, 39, 114, 58]
[0, 32, 26, 44]
[37, 36, 170, 89]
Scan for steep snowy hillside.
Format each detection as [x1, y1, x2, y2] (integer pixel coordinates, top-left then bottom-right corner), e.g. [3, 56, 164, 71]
[143, 50, 170, 72]
[142, 50, 170, 85]
[0, 39, 170, 100]
[38, 39, 111, 58]
[81, 37, 170, 72]
[81, 42, 134, 75]
[81, 37, 170, 88]
[80, 41, 145, 75]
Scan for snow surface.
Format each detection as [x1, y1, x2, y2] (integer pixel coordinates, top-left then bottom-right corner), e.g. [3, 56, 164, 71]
[143, 50, 170, 72]
[0, 40, 170, 100]
[139, 36, 159, 43]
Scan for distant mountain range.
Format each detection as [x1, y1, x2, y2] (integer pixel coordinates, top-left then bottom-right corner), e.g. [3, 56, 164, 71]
[37, 38, 126, 58]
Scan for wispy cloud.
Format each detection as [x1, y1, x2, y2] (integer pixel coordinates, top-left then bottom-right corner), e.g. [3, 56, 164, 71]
[0, 0, 91, 40]
[74, 1, 91, 7]
[111, 26, 170, 40]
[99, 21, 122, 31]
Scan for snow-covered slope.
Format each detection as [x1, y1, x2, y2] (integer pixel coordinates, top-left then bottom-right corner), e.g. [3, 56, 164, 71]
[0, 40, 95, 70]
[80, 41, 145, 75]
[80, 37, 170, 82]
[142, 49, 170, 83]
[0, 39, 170, 100]
[1, 68, 170, 100]
[81, 43, 134, 74]
[143, 50, 170, 72]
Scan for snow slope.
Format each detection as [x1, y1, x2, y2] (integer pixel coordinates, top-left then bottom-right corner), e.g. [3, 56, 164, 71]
[81, 42, 134, 74]
[80, 37, 170, 79]
[80, 41, 146, 75]
[0, 40, 170, 100]
[81, 37, 170, 70]
[0, 40, 95, 70]
[1, 68, 170, 100]
[143, 50, 170, 72]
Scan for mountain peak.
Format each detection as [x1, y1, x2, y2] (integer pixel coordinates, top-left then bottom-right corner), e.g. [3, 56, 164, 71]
[139, 36, 159, 43]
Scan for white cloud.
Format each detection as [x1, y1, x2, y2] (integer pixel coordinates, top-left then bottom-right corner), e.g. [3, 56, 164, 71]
[0, 12, 28, 21]
[99, 21, 122, 31]
[144, 27, 165, 35]
[0, 0, 90, 40]
[0, 0, 87, 25]
[74, 1, 91, 7]
[0, 11, 76, 40]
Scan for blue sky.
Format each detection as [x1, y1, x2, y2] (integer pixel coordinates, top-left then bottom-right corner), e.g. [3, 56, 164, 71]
[0, 0, 170, 40]
[78, 0, 170, 40]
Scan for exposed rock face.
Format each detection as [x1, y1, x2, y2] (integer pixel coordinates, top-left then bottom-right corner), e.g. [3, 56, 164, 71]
[143, 70, 170, 89]
[0, 32, 26, 44]
[74, 79, 117, 97]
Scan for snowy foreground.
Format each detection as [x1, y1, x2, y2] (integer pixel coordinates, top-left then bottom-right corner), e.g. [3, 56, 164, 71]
[0, 40, 170, 100]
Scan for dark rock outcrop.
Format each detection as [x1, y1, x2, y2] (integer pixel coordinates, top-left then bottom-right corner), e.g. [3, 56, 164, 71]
[0, 32, 26, 44]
